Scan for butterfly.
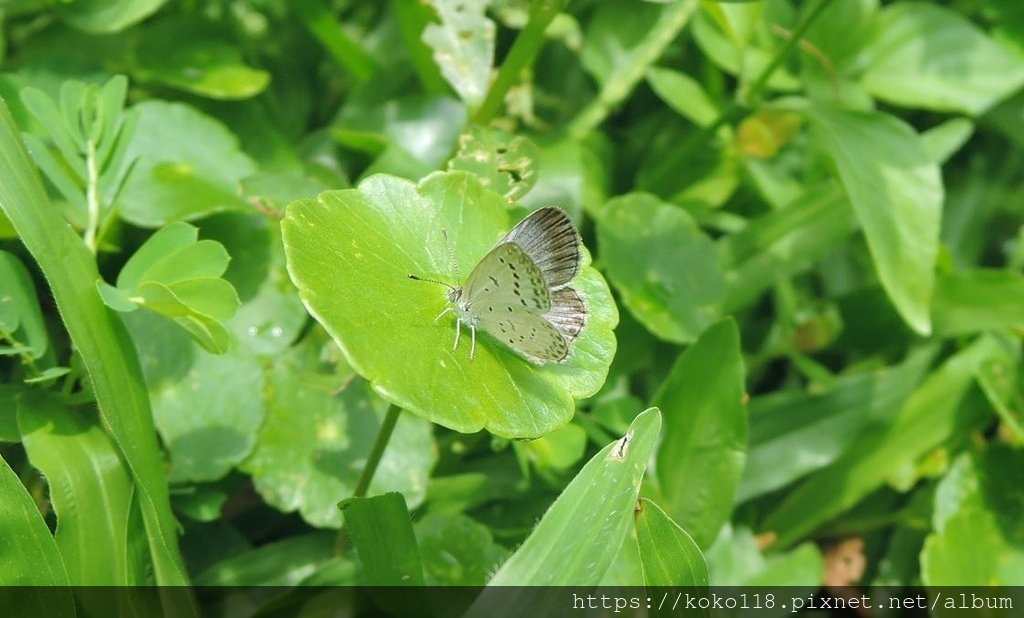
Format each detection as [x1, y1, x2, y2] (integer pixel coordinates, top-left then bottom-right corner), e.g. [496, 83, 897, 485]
[410, 207, 588, 364]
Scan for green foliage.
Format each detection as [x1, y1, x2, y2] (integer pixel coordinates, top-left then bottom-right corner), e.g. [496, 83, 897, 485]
[282, 172, 617, 438]
[20, 76, 136, 252]
[17, 392, 148, 584]
[486, 408, 661, 585]
[342, 492, 425, 586]
[0, 250, 47, 360]
[0, 0, 1022, 603]
[636, 498, 709, 587]
[922, 447, 1024, 586]
[99, 222, 240, 353]
[654, 318, 746, 549]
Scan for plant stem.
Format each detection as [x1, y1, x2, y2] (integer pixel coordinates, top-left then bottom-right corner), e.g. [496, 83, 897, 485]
[394, 0, 449, 94]
[334, 403, 402, 556]
[473, 0, 568, 125]
[568, 0, 699, 140]
[83, 139, 99, 254]
[353, 404, 401, 499]
[741, 0, 831, 106]
[293, 0, 376, 82]
[641, 0, 832, 196]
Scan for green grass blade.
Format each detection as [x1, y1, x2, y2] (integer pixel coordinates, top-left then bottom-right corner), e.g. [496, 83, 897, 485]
[654, 318, 746, 548]
[636, 498, 709, 587]
[739, 346, 936, 502]
[18, 392, 148, 585]
[764, 334, 1019, 546]
[0, 453, 72, 589]
[0, 98, 194, 597]
[341, 492, 425, 586]
[487, 407, 662, 585]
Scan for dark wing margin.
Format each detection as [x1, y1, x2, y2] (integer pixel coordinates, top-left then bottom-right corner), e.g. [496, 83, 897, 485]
[501, 207, 581, 288]
[546, 286, 587, 343]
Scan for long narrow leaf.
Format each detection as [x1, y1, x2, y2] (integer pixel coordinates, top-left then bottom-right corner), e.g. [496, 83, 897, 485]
[342, 492, 426, 586]
[487, 407, 662, 585]
[0, 98, 194, 599]
[18, 392, 148, 584]
[654, 318, 746, 548]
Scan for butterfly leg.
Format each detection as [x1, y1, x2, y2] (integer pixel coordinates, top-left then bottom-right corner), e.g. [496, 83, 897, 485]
[433, 306, 455, 323]
[470, 324, 476, 360]
[453, 317, 461, 351]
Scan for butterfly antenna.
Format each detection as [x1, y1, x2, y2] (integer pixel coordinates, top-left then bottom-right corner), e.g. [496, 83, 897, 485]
[407, 273, 456, 289]
[442, 228, 460, 282]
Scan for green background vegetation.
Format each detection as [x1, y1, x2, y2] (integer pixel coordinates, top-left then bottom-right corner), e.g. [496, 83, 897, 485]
[1, 0, 1023, 603]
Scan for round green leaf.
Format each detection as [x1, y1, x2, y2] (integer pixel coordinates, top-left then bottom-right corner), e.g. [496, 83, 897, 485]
[596, 193, 726, 344]
[118, 101, 255, 226]
[414, 513, 506, 586]
[125, 310, 264, 483]
[242, 347, 436, 529]
[448, 125, 539, 202]
[282, 171, 617, 438]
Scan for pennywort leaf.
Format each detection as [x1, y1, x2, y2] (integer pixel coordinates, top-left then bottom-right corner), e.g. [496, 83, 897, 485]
[282, 171, 617, 438]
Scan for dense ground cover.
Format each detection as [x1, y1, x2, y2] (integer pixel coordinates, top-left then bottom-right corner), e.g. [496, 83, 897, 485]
[1, 0, 1022, 604]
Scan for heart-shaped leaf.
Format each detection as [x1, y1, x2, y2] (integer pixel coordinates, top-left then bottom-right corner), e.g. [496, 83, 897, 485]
[281, 171, 617, 438]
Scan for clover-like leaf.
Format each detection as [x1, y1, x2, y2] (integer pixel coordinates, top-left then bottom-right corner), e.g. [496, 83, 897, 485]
[448, 125, 539, 202]
[98, 222, 240, 353]
[281, 171, 617, 438]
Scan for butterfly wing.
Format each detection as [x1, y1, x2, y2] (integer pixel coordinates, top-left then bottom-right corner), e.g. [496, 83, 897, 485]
[461, 243, 572, 363]
[478, 310, 570, 364]
[462, 242, 551, 314]
[500, 207, 581, 288]
[547, 286, 587, 343]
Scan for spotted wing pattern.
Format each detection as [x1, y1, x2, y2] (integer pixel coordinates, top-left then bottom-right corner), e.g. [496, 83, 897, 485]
[500, 207, 581, 288]
[454, 209, 588, 364]
[461, 243, 551, 315]
[480, 312, 570, 363]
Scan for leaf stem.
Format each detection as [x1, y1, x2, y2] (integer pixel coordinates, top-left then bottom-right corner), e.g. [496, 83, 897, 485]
[353, 403, 401, 499]
[641, 0, 832, 196]
[473, 0, 568, 125]
[83, 139, 100, 253]
[293, 0, 376, 82]
[334, 403, 402, 556]
[568, 0, 699, 140]
[741, 0, 831, 106]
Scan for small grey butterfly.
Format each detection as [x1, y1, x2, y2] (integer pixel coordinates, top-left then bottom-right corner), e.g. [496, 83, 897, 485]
[410, 207, 588, 364]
